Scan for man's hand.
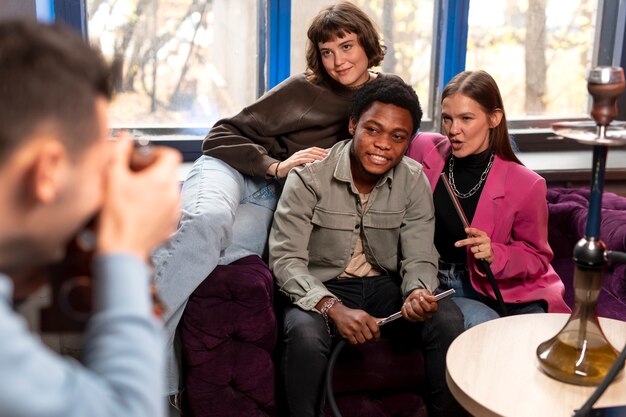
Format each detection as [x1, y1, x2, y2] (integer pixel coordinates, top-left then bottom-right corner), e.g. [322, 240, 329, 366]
[96, 138, 181, 261]
[402, 288, 438, 321]
[328, 303, 380, 345]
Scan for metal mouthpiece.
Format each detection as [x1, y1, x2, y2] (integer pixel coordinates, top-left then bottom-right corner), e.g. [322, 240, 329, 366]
[586, 66, 625, 85]
[587, 66, 626, 126]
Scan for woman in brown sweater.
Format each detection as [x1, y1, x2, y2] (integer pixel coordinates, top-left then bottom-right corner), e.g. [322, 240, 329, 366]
[151, 1, 401, 401]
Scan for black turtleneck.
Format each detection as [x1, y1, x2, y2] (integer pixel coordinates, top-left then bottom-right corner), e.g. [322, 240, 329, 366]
[434, 149, 493, 264]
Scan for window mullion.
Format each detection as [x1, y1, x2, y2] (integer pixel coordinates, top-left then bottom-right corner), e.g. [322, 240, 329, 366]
[269, 0, 291, 89]
[431, 0, 470, 132]
[53, 0, 87, 37]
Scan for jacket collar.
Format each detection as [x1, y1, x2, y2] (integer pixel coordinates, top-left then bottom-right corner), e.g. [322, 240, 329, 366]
[420, 136, 450, 192]
[421, 136, 450, 170]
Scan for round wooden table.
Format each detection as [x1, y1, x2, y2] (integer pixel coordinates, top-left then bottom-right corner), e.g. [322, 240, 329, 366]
[446, 313, 626, 417]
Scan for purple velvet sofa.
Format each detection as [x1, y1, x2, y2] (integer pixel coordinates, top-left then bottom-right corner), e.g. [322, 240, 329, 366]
[180, 255, 429, 417]
[180, 256, 277, 417]
[547, 188, 626, 320]
[179, 188, 626, 417]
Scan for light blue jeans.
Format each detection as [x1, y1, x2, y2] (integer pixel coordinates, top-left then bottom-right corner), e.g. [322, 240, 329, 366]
[151, 155, 279, 395]
[437, 261, 547, 329]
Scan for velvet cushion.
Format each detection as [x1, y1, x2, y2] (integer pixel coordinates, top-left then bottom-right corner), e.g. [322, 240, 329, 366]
[180, 255, 277, 417]
[547, 188, 626, 320]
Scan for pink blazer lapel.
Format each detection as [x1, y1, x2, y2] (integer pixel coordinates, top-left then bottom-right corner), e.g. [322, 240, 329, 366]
[419, 134, 449, 192]
[471, 156, 508, 239]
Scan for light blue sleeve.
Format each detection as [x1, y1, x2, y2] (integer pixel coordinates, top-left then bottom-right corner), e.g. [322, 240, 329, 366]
[0, 254, 165, 417]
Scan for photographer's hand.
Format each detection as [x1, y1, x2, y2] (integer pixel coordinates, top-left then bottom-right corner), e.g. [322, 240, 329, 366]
[96, 137, 181, 261]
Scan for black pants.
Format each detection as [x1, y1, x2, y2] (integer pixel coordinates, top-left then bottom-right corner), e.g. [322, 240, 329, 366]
[281, 275, 467, 417]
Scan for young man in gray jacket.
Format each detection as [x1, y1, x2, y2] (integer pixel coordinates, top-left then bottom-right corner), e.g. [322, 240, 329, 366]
[269, 76, 466, 417]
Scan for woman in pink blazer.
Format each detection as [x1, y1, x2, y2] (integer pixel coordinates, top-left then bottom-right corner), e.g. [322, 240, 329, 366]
[407, 70, 569, 328]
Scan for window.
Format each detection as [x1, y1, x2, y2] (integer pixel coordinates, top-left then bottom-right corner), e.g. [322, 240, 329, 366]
[465, 0, 597, 121]
[86, 0, 260, 129]
[49, 0, 626, 158]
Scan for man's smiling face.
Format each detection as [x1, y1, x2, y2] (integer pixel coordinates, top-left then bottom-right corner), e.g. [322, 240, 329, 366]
[349, 101, 413, 191]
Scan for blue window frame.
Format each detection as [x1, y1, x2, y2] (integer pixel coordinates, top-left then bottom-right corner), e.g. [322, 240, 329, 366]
[35, 0, 55, 22]
[45, 0, 626, 159]
[268, 0, 291, 89]
[52, 0, 86, 35]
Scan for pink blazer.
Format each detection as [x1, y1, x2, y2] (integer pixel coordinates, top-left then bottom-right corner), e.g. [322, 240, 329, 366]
[407, 133, 570, 313]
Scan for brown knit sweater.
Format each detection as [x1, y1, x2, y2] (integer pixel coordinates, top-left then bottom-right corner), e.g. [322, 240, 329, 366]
[202, 72, 398, 177]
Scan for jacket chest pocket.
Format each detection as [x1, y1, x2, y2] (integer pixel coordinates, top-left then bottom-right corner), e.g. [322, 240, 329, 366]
[363, 209, 405, 262]
[309, 207, 356, 266]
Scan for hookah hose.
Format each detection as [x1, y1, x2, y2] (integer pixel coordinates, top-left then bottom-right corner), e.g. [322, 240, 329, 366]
[477, 258, 507, 316]
[440, 173, 507, 316]
[325, 338, 348, 417]
[573, 340, 626, 416]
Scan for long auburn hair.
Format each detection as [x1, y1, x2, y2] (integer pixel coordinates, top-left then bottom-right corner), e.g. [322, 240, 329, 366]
[442, 70, 522, 164]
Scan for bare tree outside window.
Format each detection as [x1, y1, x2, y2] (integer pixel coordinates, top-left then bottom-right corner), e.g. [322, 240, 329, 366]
[87, 0, 259, 128]
[526, 0, 547, 115]
[466, 0, 597, 119]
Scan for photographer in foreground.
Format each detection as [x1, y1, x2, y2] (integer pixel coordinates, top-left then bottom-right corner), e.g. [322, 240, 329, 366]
[0, 20, 180, 417]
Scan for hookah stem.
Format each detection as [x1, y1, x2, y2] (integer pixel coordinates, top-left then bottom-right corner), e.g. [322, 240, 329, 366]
[578, 144, 608, 346]
[585, 143, 607, 238]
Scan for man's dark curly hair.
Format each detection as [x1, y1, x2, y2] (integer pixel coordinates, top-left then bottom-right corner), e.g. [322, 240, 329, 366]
[349, 76, 422, 134]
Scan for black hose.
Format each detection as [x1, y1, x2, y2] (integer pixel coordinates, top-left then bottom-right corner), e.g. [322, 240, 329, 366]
[325, 339, 348, 417]
[478, 259, 508, 316]
[572, 340, 626, 417]
[606, 250, 626, 263]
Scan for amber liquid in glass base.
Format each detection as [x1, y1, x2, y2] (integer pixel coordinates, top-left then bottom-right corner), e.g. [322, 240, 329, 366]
[537, 266, 623, 385]
[537, 328, 621, 385]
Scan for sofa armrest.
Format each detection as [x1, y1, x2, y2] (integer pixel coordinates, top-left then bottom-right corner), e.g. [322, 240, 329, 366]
[181, 255, 277, 417]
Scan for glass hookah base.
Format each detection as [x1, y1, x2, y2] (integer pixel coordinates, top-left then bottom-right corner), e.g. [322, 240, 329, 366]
[536, 331, 622, 386]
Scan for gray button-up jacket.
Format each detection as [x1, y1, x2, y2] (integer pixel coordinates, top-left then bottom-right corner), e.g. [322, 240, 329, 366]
[269, 139, 439, 311]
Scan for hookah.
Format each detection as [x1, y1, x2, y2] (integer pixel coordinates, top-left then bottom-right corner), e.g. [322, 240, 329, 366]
[536, 66, 626, 387]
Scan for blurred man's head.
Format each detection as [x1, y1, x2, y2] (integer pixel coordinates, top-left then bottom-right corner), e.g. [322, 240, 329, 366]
[347, 77, 422, 191]
[0, 21, 114, 273]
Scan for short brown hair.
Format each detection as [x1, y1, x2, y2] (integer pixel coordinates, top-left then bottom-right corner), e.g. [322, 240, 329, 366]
[0, 20, 112, 163]
[442, 70, 522, 164]
[305, 1, 386, 84]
